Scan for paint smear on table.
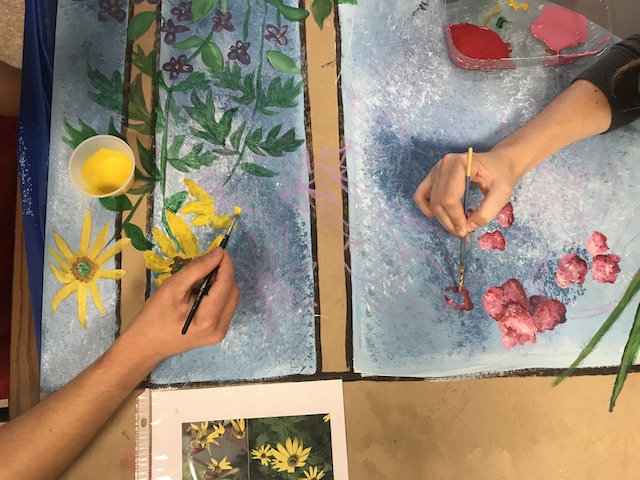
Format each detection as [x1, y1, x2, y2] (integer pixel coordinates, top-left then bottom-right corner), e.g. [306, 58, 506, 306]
[531, 6, 587, 52]
[449, 23, 511, 60]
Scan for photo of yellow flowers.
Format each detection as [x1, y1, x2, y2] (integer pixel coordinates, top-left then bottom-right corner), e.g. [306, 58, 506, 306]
[182, 414, 333, 480]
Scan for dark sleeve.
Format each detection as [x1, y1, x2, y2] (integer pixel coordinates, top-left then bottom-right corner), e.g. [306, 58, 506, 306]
[575, 34, 640, 132]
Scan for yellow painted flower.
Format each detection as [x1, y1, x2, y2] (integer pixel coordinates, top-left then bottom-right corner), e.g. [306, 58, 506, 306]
[251, 445, 273, 466]
[207, 456, 233, 474]
[301, 466, 326, 480]
[271, 437, 311, 473]
[183, 178, 235, 230]
[187, 421, 225, 454]
[323, 414, 330, 423]
[49, 210, 130, 329]
[230, 419, 246, 439]
[144, 210, 222, 287]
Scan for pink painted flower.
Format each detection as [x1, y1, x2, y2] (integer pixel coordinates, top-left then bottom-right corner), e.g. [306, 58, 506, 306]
[529, 295, 566, 332]
[444, 286, 474, 311]
[497, 303, 538, 349]
[495, 202, 514, 228]
[482, 278, 529, 320]
[586, 231, 609, 256]
[592, 254, 621, 284]
[555, 253, 588, 288]
[478, 230, 506, 251]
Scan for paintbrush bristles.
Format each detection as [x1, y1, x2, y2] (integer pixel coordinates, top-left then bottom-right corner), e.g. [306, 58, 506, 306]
[466, 147, 473, 177]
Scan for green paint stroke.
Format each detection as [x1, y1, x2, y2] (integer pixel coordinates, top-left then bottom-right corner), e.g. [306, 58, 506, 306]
[609, 300, 640, 411]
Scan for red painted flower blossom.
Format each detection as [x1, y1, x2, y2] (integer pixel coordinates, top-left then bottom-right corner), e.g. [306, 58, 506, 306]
[444, 286, 474, 311]
[478, 230, 506, 251]
[497, 303, 537, 349]
[495, 202, 514, 228]
[529, 295, 566, 332]
[482, 278, 529, 320]
[586, 231, 609, 256]
[555, 253, 588, 288]
[592, 254, 621, 284]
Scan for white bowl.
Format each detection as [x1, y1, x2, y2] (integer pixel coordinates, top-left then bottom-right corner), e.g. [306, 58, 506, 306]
[68, 134, 135, 198]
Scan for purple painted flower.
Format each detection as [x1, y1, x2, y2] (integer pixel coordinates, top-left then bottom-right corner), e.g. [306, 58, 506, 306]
[212, 10, 235, 33]
[98, 0, 126, 23]
[265, 24, 288, 46]
[171, 2, 193, 22]
[159, 19, 190, 45]
[134, 0, 160, 4]
[162, 54, 194, 80]
[228, 41, 251, 65]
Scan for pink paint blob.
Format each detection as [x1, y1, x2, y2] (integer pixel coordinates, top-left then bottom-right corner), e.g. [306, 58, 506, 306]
[444, 286, 475, 311]
[482, 278, 529, 321]
[478, 230, 506, 251]
[555, 253, 588, 288]
[498, 303, 538, 349]
[531, 6, 587, 52]
[586, 231, 609, 256]
[449, 23, 512, 60]
[592, 254, 621, 284]
[529, 295, 567, 332]
[496, 202, 514, 228]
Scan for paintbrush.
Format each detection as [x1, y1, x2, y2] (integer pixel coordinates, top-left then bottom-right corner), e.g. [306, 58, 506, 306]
[457, 147, 473, 293]
[182, 210, 241, 335]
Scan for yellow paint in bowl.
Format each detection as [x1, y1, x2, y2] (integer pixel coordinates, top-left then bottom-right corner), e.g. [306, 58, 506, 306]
[81, 148, 134, 195]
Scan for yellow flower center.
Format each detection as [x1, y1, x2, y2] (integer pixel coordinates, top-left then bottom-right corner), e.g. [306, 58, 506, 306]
[72, 257, 97, 282]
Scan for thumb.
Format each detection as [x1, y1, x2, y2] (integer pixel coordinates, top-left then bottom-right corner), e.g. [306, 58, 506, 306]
[467, 187, 512, 233]
[174, 248, 225, 286]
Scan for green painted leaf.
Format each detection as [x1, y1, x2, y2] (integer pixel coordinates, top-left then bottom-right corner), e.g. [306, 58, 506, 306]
[220, 0, 227, 12]
[230, 122, 245, 151]
[165, 190, 189, 214]
[185, 91, 237, 146]
[99, 195, 133, 212]
[62, 119, 97, 149]
[211, 63, 256, 104]
[311, 0, 332, 29]
[87, 67, 123, 114]
[128, 73, 149, 122]
[202, 43, 224, 73]
[136, 138, 158, 179]
[260, 77, 302, 114]
[266, 0, 309, 21]
[168, 135, 186, 159]
[168, 143, 217, 172]
[127, 11, 157, 41]
[239, 163, 279, 177]
[192, 0, 216, 22]
[245, 125, 305, 157]
[132, 45, 157, 77]
[610, 300, 640, 411]
[337, 0, 357, 4]
[172, 71, 210, 93]
[124, 223, 153, 251]
[242, 2, 251, 41]
[173, 36, 203, 50]
[107, 118, 124, 139]
[266, 50, 301, 75]
[128, 122, 151, 135]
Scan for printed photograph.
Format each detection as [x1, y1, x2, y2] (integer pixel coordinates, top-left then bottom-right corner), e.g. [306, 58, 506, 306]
[182, 414, 333, 480]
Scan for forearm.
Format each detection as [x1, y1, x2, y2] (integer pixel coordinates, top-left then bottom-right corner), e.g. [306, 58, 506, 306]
[0, 330, 159, 479]
[491, 79, 612, 179]
[0, 61, 21, 118]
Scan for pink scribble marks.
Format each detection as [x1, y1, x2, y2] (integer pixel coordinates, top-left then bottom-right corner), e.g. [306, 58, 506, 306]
[495, 202, 514, 228]
[592, 254, 621, 284]
[555, 253, 588, 288]
[586, 231, 609, 255]
[444, 286, 474, 311]
[482, 278, 566, 349]
[478, 230, 506, 251]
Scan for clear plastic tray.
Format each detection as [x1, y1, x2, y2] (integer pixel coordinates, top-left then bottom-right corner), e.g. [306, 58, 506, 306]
[442, 0, 612, 69]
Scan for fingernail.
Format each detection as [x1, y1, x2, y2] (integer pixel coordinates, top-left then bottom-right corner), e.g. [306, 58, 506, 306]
[468, 221, 479, 232]
[457, 227, 466, 237]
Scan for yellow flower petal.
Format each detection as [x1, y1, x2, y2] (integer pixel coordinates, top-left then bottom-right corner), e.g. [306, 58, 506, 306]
[51, 281, 79, 314]
[49, 247, 70, 271]
[209, 214, 233, 230]
[203, 234, 223, 254]
[95, 269, 127, 280]
[87, 222, 109, 259]
[95, 237, 131, 266]
[166, 211, 199, 258]
[53, 231, 76, 262]
[154, 273, 171, 287]
[89, 283, 105, 317]
[50, 263, 74, 284]
[152, 227, 177, 258]
[77, 283, 88, 329]
[191, 214, 211, 227]
[78, 211, 92, 255]
[184, 178, 213, 203]
[182, 200, 214, 216]
[144, 250, 172, 273]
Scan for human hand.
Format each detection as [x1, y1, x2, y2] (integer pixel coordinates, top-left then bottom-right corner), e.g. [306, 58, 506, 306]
[413, 150, 519, 237]
[125, 248, 240, 362]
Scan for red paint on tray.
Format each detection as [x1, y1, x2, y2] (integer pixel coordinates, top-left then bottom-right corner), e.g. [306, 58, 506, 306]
[482, 278, 568, 349]
[478, 230, 506, 251]
[592, 254, 621, 284]
[586, 231, 609, 256]
[496, 202, 514, 228]
[555, 253, 588, 288]
[444, 286, 475, 311]
[531, 6, 587, 52]
[449, 23, 512, 60]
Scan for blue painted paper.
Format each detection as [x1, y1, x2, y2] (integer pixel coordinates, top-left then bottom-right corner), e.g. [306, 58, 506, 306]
[339, 1, 640, 377]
